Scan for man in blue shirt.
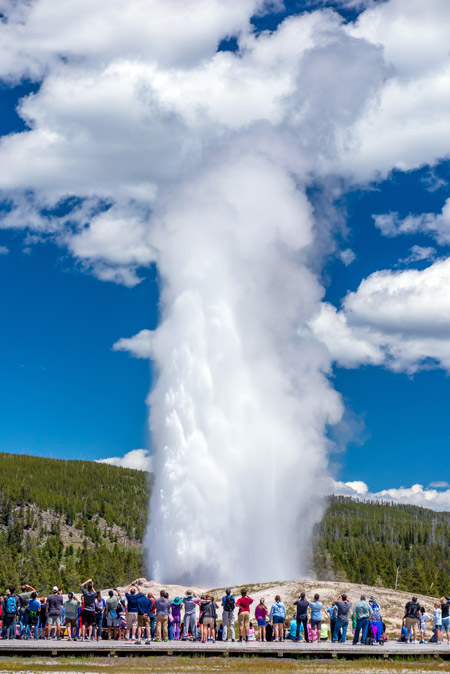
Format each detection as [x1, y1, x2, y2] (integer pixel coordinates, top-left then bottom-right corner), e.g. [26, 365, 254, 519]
[136, 593, 153, 645]
[125, 582, 143, 642]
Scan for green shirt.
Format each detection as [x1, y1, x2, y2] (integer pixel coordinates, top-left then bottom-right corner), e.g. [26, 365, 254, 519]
[64, 599, 79, 620]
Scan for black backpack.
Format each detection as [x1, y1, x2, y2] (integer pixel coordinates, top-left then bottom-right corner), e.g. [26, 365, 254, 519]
[224, 596, 235, 612]
[406, 602, 419, 618]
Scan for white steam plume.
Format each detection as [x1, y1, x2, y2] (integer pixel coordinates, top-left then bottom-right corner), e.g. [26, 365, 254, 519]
[145, 146, 343, 585]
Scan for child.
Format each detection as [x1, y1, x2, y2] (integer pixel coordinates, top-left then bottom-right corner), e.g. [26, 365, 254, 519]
[419, 606, 431, 644]
[433, 602, 443, 644]
[248, 622, 256, 641]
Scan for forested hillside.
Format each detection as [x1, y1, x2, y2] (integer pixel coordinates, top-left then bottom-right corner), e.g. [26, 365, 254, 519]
[1, 453, 449, 595]
[0, 453, 148, 591]
[313, 496, 450, 596]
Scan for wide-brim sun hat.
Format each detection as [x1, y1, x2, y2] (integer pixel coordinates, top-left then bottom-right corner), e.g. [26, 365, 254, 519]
[172, 597, 182, 605]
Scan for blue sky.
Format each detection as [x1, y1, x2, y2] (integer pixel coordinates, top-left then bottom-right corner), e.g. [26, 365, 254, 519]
[0, 0, 450, 507]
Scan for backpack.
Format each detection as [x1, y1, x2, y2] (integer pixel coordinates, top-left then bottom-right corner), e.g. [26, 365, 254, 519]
[6, 596, 16, 614]
[407, 602, 419, 618]
[224, 596, 235, 612]
[116, 601, 123, 614]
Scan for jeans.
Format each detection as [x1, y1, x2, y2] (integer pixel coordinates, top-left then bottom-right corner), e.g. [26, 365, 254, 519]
[353, 617, 369, 644]
[94, 613, 104, 639]
[19, 610, 29, 637]
[150, 615, 156, 639]
[183, 613, 197, 639]
[332, 619, 348, 643]
[222, 610, 235, 641]
[295, 617, 309, 642]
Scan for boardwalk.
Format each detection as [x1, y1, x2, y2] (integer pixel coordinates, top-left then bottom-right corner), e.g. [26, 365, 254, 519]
[0, 639, 449, 660]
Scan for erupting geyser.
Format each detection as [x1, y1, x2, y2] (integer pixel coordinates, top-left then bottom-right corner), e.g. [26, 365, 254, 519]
[146, 146, 343, 585]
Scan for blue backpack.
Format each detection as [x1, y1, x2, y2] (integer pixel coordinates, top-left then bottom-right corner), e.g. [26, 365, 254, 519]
[6, 595, 16, 614]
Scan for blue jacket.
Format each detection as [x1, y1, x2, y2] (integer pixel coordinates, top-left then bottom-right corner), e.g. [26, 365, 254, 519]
[269, 602, 286, 620]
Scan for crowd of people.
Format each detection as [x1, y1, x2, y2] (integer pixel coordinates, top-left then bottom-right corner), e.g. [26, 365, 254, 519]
[1, 582, 449, 646]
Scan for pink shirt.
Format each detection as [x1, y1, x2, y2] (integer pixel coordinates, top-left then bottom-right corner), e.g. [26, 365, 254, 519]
[255, 605, 268, 620]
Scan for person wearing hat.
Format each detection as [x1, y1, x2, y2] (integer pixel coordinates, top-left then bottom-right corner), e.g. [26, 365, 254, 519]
[46, 587, 64, 640]
[64, 593, 80, 641]
[182, 590, 200, 640]
[171, 597, 182, 640]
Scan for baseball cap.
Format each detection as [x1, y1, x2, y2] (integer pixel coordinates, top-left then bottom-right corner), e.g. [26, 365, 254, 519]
[53, 586, 58, 592]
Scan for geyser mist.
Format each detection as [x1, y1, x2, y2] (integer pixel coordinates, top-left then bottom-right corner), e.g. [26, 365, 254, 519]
[145, 147, 343, 585]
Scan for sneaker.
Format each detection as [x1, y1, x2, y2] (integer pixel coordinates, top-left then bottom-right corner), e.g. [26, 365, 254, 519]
[202, 640, 206, 644]
[420, 640, 425, 644]
[145, 640, 151, 645]
[135, 640, 141, 644]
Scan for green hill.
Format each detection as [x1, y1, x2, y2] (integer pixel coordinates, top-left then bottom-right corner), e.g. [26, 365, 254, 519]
[0, 452, 148, 592]
[1, 452, 449, 595]
[313, 496, 450, 596]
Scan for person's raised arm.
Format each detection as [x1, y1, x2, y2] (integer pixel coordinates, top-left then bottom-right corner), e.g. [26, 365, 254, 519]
[80, 579, 92, 587]
[26, 584, 37, 593]
[115, 588, 122, 599]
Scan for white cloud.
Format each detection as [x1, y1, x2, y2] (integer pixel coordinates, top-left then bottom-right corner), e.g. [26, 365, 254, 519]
[0, 245, 9, 255]
[399, 245, 436, 265]
[374, 199, 450, 246]
[310, 256, 450, 372]
[113, 329, 153, 359]
[333, 479, 450, 511]
[340, 248, 356, 266]
[96, 448, 152, 472]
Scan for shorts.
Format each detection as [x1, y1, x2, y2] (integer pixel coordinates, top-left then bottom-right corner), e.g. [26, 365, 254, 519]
[405, 617, 418, 630]
[238, 611, 250, 631]
[47, 616, 61, 626]
[435, 624, 443, 630]
[65, 617, 78, 629]
[203, 617, 215, 628]
[82, 610, 95, 627]
[273, 616, 285, 624]
[311, 619, 322, 632]
[138, 615, 150, 628]
[107, 614, 119, 627]
[257, 619, 266, 627]
[126, 612, 138, 630]
[442, 617, 450, 631]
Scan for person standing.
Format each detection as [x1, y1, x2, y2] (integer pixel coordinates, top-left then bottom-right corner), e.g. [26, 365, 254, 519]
[327, 602, 337, 642]
[94, 591, 106, 641]
[369, 596, 383, 643]
[171, 597, 182, 640]
[3, 587, 18, 640]
[105, 588, 121, 641]
[236, 589, 253, 643]
[269, 595, 286, 642]
[154, 590, 171, 642]
[200, 594, 217, 644]
[80, 578, 97, 641]
[332, 594, 352, 643]
[46, 586, 64, 640]
[63, 593, 80, 641]
[17, 584, 38, 638]
[440, 597, 450, 644]
[221, 589, 236, 642]
[352, 595, 372, 645]
[294, 592, 310, 643]
[182, 590, 199, 640]
[433, 602, 443, 644]
[255, 598, 268, 642]
[125, 582, 143, 642]
[404, 596, 421, 644]
[309, 594, 323, 642]
[27, 592, 40, 640]
[136, 592, 153, 644]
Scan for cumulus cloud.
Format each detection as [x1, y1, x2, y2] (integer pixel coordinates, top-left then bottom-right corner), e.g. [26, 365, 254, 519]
[96, 448, 152, 472]
[334, 479, 450, 511]
[374, 199, 450, 245]
[0, 245, 9, 255]
[112, 330, 153, 359]
[310, 256, 450, 372]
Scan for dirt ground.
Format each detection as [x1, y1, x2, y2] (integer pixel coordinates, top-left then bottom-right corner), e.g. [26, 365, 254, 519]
[123, 577, 439, 638]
